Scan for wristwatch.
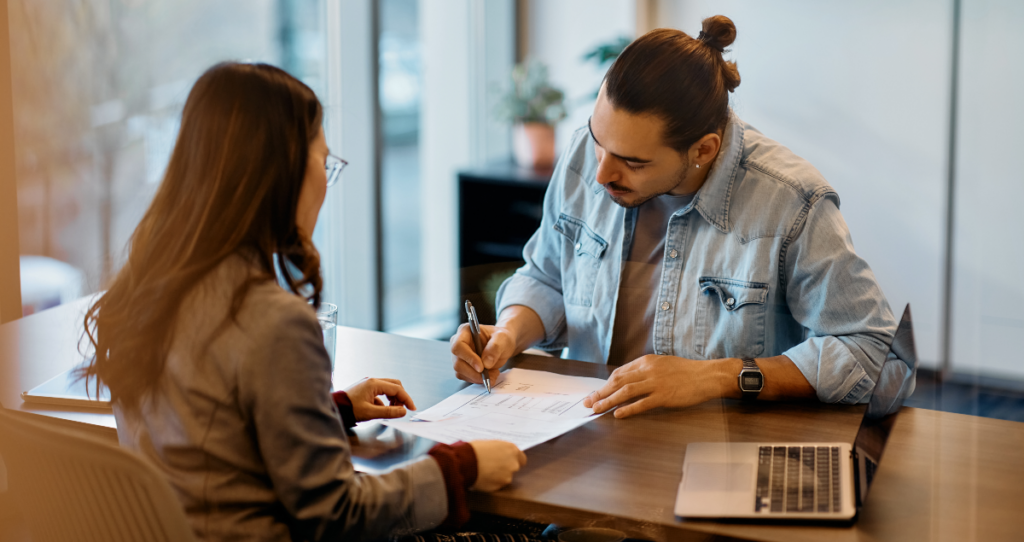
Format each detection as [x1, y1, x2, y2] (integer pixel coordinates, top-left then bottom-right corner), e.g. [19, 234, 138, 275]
[738, 358, 763, 400]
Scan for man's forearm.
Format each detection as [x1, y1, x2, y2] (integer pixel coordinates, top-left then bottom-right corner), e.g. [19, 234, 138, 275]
[709, 355, 817, 401]
[495, 305, 546, 356]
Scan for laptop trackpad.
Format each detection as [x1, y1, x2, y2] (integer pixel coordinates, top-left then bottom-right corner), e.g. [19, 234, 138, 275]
[684, 463, 753, 492]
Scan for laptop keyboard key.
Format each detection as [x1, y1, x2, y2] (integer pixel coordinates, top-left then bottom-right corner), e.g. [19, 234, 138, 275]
[786, 447, 800, 512]
[817, 446, 830, 512]
[771, 446, 785, 512]
[801, 446, 815, 512]
[756, 446, 772, 512]
[831, 446, 841, 512]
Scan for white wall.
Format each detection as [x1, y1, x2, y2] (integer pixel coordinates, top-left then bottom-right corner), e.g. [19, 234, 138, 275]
[656, 1, 952, 369]
[420, 0, 472, 322]
[950, 0, 1024, 379]
[419, 0, 514, 323]
[524, 0, 637, 155]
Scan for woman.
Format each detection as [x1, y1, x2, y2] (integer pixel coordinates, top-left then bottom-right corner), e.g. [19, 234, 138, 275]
[80, 62, 525, 541]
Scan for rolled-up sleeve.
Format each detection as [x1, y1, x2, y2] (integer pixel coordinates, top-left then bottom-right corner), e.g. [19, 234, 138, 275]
[495, 130, 591, 350]
[239, 306, 447, 541]
[781, 194, 897, 404]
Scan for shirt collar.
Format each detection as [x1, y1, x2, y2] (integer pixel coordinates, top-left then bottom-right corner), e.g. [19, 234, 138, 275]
[691, 110, 745, 234]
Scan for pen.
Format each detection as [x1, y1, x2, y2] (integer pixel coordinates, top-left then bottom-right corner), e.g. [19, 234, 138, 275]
[464, 300, 491, 394]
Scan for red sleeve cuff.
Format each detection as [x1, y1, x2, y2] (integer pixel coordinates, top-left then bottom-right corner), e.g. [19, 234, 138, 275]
[427, 441, 478, 529]
[448, 441, 478, 488]
[331, 390, 358, 429]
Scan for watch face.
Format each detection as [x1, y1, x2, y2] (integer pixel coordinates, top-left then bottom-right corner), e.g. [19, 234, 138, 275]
[741, 373, 763, 391]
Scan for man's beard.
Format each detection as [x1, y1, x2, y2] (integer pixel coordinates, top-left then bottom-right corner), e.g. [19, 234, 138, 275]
[606, 156, 691, 209]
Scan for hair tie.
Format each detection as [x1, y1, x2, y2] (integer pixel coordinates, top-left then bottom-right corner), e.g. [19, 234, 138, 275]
[697, 30, 724, 53]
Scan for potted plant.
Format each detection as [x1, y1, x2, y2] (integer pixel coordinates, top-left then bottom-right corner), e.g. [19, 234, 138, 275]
[582, 36, 632, 98]
[496, 60, 567, 170]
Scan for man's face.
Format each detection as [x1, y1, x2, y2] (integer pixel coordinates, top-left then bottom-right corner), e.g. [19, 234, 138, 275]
[589, 88, 691, 208]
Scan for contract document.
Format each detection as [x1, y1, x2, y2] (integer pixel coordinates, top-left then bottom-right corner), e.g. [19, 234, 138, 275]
[382, 368, 607, 450]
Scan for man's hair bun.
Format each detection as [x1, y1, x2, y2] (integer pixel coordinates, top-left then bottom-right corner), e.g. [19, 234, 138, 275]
[603, 17, 741, 151]
[700, 15, 740, 93]
[700, 15, 737, 51]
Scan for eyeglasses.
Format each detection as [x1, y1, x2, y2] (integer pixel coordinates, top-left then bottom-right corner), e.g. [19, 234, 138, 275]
[325, 154, 348, 187]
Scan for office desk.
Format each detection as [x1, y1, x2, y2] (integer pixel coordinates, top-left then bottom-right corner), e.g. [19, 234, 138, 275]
[3, 300, 1024, 541]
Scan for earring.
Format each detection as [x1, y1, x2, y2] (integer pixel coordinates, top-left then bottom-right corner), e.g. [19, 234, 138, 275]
[696, 164, 700, 169]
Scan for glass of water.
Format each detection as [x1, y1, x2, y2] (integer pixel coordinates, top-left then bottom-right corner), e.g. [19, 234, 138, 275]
[316, 302, 338, 373]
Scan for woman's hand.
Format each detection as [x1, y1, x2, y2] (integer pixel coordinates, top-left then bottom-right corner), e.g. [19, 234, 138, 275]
[344, 378, 417, 422]
[468, 440, 527, 491]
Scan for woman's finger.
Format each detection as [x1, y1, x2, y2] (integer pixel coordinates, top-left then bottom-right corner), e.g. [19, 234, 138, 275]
[368, 404, 407, 419]
[374, 379, 418, 411]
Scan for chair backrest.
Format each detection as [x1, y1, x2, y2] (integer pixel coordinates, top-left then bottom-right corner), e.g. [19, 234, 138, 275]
[0, 408, 198, 542]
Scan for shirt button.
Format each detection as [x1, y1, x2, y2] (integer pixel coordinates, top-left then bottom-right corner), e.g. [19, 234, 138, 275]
[726, 297, 736, 308]
[575, 242, 582, 251]
[669, 249, 678, 259]
[661, 301, 671, 311]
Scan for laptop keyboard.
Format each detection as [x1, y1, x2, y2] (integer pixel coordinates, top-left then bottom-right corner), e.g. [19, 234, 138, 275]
[756, 446, 841, 513]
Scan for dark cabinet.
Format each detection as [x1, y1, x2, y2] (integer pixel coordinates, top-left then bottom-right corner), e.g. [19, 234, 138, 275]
[458, 163, 551, 324]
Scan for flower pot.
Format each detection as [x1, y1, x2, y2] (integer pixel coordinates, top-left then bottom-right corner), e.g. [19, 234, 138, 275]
[512, 122, 556, 170]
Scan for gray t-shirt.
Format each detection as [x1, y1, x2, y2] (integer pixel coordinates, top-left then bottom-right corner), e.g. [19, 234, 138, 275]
[608, 192, 695, 365]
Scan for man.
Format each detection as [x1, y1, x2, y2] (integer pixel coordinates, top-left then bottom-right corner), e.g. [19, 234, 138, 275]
[450, 19, 896, 418]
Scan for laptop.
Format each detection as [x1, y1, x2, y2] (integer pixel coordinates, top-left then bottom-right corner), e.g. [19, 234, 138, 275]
[674, 304, 917, 523]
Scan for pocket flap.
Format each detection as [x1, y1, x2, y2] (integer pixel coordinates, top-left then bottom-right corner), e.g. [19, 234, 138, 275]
[698, 277, 768, 311]
[554, 214, 608, 259]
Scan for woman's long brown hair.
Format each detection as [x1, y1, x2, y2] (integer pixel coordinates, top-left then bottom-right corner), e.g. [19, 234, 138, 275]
[78, 62, 324, 411]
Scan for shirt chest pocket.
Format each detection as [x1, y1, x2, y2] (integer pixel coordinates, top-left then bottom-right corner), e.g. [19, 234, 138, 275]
[554, 214, 608, 307]
[695, 277, 768, 359]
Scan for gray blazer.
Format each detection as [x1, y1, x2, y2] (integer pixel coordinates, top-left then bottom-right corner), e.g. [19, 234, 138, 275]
[114, 255, 447, 541]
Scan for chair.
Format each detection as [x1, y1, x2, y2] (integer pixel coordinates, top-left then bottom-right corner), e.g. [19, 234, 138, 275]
[0, 408, 198, 542]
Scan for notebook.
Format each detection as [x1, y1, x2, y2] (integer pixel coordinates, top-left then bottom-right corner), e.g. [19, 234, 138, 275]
[22, 368, 111, 408]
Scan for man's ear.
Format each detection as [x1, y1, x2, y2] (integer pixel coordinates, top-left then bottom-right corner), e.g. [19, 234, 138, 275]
[690, 132, 722, 167]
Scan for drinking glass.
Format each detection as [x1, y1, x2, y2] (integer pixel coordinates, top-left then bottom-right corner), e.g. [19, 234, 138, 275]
[316, 302, 338, 372]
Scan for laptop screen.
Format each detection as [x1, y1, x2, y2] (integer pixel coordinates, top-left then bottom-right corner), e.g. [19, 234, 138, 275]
[851, 304, 918, 508]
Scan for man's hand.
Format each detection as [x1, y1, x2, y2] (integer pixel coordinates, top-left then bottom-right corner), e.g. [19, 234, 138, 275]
[449, 305, 546, 385]
[344, 378, 417, 422]
[583, 355, 733, 418]
[583, 354, 816, 418]
[450, 323, 518, 385]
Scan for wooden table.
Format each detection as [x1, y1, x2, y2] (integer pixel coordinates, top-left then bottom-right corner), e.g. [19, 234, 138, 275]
[3, 299, 1023, 541]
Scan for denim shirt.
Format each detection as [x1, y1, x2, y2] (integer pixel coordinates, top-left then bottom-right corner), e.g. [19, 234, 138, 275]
[496, 112, 897, 404]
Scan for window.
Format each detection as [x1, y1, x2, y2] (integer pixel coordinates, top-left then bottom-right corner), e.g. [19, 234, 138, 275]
[378, 0, 424, 331]
[12, 0, 326, 315]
